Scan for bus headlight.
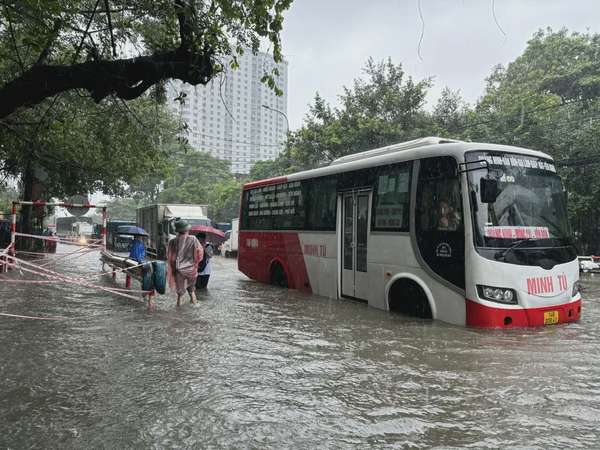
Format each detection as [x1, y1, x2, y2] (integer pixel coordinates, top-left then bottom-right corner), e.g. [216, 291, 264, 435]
[477, 285, 518, 305]
[572, 281, 580, 297]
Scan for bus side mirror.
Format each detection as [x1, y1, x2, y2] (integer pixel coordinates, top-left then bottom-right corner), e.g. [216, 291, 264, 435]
[480, 178, 500, 203]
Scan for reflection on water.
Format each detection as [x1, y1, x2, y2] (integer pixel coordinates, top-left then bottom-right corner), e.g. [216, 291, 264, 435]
[1, 248, 600, 448]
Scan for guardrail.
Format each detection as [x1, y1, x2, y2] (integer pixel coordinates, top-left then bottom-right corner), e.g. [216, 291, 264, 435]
[0, 244, 11, 273]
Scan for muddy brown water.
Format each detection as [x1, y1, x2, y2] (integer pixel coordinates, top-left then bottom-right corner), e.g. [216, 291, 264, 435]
[1, 246, 599, 448]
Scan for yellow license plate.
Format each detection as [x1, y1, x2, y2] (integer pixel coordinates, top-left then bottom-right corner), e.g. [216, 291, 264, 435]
[544, 310, 559, 325]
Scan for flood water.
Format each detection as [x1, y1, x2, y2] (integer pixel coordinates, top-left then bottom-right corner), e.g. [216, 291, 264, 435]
[1, 246, 600, 448]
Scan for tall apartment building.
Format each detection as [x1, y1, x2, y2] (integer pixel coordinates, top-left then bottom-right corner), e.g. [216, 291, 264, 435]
[167, 51, 288, 173]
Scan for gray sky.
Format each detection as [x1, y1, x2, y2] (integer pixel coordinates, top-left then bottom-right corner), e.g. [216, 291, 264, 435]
[280, 0, 600, 130]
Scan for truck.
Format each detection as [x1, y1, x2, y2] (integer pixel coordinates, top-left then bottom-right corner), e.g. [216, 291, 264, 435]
[105, 220, 136, 251]
[72, 221, 93, 238]
[137, 204, 210, 259]
[223, 218, 239, 258]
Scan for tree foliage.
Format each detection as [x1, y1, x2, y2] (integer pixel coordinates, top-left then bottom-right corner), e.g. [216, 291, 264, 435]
[0, 93, 178, 198]
[0, 184, 18, 213]
[283, 58, 433, 170]
[104, 197, 142, 221]
[157, 150, 242, 223]
[465, 29, 600, 252]
[0, 0, 293, 118]
[250, 30, 600, 252]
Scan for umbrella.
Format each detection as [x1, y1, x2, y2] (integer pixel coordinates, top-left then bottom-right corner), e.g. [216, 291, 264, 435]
[189, 225, 226, 243]
[116, 225, 148, 236]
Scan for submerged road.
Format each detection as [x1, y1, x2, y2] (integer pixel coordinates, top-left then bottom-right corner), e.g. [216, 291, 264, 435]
[1, 246, 600, 448]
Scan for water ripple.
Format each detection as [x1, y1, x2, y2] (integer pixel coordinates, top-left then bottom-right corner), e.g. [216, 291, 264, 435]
[1, 250, 600, 448]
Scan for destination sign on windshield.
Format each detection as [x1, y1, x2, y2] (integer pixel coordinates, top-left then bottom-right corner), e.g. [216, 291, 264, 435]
[484, 226, 550, 239]
[477, 155, 556, 173]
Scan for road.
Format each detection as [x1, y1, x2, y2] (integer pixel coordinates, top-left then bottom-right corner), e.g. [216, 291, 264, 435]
[1, 249, 599, 448]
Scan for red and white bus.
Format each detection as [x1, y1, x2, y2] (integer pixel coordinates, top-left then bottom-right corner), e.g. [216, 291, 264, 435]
[238, 137, 581, 327]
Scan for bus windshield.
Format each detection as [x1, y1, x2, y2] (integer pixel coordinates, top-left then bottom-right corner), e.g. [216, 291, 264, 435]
[466, 151, 572, 249]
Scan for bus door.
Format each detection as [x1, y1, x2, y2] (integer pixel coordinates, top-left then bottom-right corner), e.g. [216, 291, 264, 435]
[341, 190, 371, 300]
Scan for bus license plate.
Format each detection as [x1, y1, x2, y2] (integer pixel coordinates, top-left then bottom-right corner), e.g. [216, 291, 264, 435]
[544, 310, 559, 325]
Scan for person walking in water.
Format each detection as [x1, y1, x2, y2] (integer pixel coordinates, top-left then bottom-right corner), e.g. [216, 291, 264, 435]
[196, 232, 214, 289]
[167, 220, 203, 306]
[128, 233, 154, 309]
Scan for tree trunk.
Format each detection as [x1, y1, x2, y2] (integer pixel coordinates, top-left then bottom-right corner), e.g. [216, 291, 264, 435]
[19, 163, 47, 251]
[20, 162, 34, 236]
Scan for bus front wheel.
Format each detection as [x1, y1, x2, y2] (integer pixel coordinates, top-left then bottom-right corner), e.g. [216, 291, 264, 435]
[270, 262, 288, 288]
[388, 278, 432, 319]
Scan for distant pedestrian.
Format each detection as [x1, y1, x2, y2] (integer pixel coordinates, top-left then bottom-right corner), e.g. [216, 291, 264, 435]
[167, 220, 203, 306]
[196, 232, 214, 289]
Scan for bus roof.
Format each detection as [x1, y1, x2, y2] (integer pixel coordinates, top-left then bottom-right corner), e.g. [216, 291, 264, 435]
[244, 137, 553, 189]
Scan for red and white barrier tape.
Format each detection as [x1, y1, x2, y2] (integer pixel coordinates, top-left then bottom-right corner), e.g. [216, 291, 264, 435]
[0, 312, 66, 321]
[3, 254, 145, 302]
[37, 247, 97, 268]
[83, 259, 148, 281]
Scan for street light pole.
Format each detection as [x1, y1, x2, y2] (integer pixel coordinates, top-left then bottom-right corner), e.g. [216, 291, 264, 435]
[261, 104, 289, 135]
[262, 104, 291, 168]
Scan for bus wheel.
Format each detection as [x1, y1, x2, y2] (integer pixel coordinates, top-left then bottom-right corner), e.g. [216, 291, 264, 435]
[270, 262, 288, 288]
[388, 278, 432, 319]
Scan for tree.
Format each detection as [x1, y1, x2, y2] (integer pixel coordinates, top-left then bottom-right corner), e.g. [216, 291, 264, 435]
[465, 29, 600, 253]
[159, 151, 232, 202]
[280, 58, 433, 171]
[0, 0, 293, 118]
[0, 89, 180, 237]
[0, 93, 178, 198]
[104, 197, 142, 221]
[431, 87, 468, 137]
[0, 184, 18, 213]
[156, 150, 242, 222]
[207, 178, 242, 222]
[248, 158, 288, 181]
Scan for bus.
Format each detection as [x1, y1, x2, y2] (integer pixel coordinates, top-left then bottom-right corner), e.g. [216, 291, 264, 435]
[238, 137, 581, 328]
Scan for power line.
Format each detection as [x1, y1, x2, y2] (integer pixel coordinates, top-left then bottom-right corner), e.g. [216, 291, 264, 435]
[491, 0, 506, 40]
[186, 131, 285, 147]
[416, 0, 425, 61]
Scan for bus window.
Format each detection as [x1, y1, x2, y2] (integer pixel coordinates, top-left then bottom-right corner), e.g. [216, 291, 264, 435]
[356, 194, 369, 272]
[415, 157, 465, 289]
[305, 176, 337, 230]
[372, 162, 411, 231]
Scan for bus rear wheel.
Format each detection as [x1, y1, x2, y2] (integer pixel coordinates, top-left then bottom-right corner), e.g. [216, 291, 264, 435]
[270, 262, 288, 288]
[388, 278, 432, 319]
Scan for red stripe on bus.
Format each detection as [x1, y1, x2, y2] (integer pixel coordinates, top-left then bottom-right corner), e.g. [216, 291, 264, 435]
[466, 298, 581, 328]
[243, 176, 288, 189]
[237, 230, 312, 293]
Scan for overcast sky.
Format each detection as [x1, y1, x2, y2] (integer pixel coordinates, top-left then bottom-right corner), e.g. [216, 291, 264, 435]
[279, 0, 600, 130]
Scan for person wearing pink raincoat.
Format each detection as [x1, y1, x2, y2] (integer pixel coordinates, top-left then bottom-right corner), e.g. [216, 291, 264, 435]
[167, 220, 203, 306]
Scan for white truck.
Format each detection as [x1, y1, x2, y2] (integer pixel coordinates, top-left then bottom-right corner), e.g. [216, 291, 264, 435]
[223, 218, 239, 258]
[137, 204, 210, 259]
[72, 221, 93, 239]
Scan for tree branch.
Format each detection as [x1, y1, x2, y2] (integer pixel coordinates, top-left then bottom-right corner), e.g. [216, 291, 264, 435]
[175, 0, 195, 50]
[4, 5, 25, 73]
[0, 50, 214, 118]
[35, 19, 63, 66]
[104, 0, 117, 57]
